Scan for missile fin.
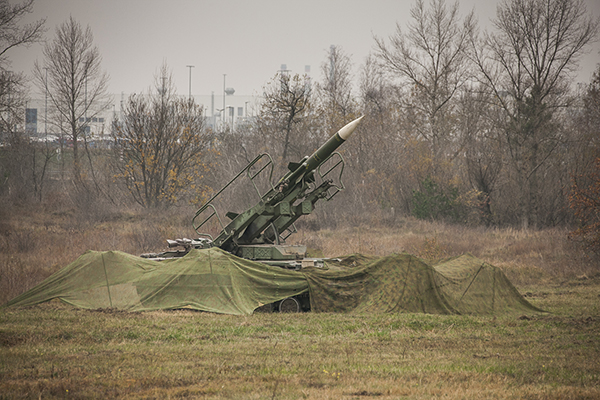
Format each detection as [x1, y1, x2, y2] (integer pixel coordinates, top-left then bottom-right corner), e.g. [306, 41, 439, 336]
[287, 161, 302, 172]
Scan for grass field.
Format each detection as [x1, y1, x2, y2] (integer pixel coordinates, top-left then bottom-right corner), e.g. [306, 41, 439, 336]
[1, 281, 599, 399]
[1, 205, 599, 399]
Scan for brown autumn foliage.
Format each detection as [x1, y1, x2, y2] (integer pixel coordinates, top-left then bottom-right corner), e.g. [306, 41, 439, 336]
[570, 157, 600, 253]
[111, 64, 215, 208]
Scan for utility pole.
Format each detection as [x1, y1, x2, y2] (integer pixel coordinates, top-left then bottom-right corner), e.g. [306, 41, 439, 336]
[222, 74, 226, 124]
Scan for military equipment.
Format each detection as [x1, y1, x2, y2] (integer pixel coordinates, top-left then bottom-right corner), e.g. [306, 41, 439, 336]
[141, 116, 364, 310]
[143, 116, 363, 261]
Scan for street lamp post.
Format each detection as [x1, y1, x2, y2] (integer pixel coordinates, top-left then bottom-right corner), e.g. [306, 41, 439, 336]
[186, 65, 194, 100]
[44, 67, 48, 136]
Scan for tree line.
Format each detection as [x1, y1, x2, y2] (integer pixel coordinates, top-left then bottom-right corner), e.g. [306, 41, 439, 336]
[0, 0, 599, 251]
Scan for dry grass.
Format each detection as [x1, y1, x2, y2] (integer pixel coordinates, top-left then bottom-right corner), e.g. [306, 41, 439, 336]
[1, 203, 599, 398]
[294, 218, 598, 286]
[1, 202, 599, 304]
[0, 202, 197, 304]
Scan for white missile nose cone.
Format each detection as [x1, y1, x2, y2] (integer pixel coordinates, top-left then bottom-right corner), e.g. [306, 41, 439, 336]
[337, 115, 364, 140]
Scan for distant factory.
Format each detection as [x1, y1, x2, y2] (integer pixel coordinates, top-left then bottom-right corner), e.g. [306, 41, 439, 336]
[20, 91, 259, 145]
[19, 63, 312, 144]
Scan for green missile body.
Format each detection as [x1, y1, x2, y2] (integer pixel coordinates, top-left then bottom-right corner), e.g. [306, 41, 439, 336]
[279, 115, 364, 188]
[192, 115, 365, 251]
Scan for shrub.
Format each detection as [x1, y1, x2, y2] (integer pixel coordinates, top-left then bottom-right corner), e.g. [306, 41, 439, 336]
[411, 177, 462, 222]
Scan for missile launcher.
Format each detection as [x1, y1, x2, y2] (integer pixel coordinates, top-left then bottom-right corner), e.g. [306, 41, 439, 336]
[142, 116, 364, 310]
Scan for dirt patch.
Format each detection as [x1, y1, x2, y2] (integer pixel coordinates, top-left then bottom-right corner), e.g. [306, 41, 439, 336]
[0, 331, 28, 347]
[348, 390, 384, 396]
[86, 307, 142, 316]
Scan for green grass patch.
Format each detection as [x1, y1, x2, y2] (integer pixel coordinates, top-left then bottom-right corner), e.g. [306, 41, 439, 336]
[1, 278, 599, 399]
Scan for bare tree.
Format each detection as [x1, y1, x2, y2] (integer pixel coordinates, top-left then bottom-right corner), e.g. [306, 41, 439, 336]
[348, 54, 409, 214]
[569, 66, 600, 252]
[577, 66, 600, 154]
[33, 16, 109, 185]
[316, 45, 357, 130]
[356, 54, 399, 174]
[0, 0, 45, 202]
[255, 72, 312, 162]
[470, 0, 598, 228]
[375, 0, 475, 165]
[0, 0, 44, 134]
[0, 0, 44, 61]
[457, 85, 504, 224]
[112, 64, 214, 208]
[0, 70, 24, 134]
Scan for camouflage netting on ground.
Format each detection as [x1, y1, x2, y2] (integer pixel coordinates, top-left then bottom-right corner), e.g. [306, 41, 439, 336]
[305, 253, 542, 315]
[3, 248, 308, 315]
[3, 249, 542, 315]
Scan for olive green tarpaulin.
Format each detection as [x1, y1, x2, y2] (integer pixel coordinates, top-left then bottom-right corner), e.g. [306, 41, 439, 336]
[3, 248, 309, 315]
[3, 249, 541, 315]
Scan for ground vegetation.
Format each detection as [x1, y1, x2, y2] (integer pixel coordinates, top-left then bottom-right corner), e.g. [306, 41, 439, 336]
[1, 205, 599, 398]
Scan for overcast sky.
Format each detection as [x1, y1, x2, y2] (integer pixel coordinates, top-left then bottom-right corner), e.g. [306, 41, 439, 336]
[9, 0, 600, 100]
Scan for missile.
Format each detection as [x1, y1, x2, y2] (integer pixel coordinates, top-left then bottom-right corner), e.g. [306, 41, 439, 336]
[281, 115, 364, 186]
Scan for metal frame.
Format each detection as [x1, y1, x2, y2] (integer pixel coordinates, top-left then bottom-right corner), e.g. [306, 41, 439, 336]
[192, 153, 275, 235]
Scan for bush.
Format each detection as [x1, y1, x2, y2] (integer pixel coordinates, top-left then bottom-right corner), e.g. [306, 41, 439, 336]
[411, 177, 463, 222]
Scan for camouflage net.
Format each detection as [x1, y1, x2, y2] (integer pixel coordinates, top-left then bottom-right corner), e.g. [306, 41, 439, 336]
[305, 253, 542, 315]
[4, 249, 541, 316]
[3, 248, 308, 315]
